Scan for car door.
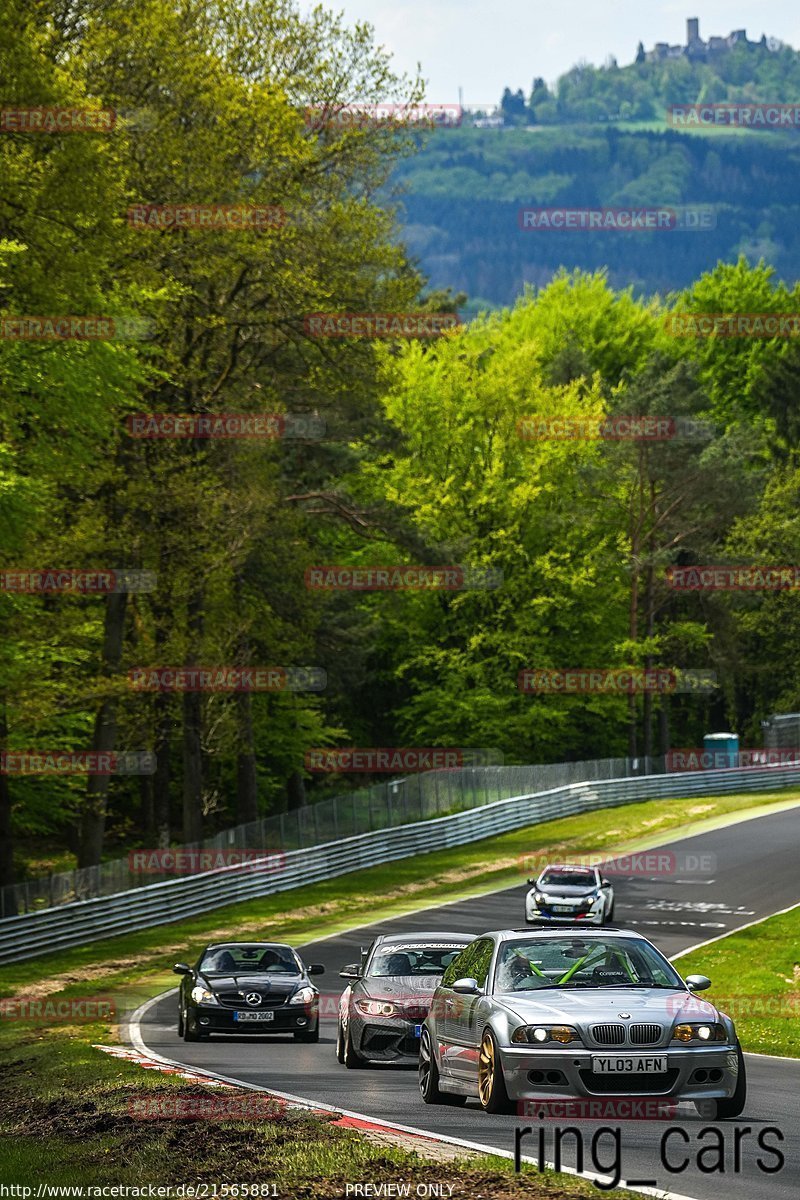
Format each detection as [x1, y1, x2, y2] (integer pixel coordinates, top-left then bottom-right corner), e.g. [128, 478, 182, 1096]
[441, 938, 494, 1081]
[436, 940, 481, 1077]
[447, 939, 495, 1082]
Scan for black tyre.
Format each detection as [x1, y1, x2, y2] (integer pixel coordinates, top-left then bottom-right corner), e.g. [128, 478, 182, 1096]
[335, 1020, 345, 1063]
[182, 1012, 201, 1042]
[294, 1025, 319, 1043]
[343, 1023, 366, 1068]
[477, 1029, 515, 1114]
[177, 1007, 185, 1037]
[713, 1041, 747, 1119]
[418, 1029, 467, 1105]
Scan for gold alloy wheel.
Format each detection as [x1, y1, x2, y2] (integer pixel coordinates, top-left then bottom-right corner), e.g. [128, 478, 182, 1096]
[478, 1032, 495, 1106]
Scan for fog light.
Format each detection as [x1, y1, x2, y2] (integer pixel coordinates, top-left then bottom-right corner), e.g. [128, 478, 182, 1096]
[199, 1017, 210, 1025]
[296, 1017, 307, 1026]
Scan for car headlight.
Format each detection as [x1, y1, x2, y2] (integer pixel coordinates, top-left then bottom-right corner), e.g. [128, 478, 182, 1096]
[672, 1022, 727, 1043]
[511, 1024, 581, 1045]
[289, 986, 317, 1006]
[354, 998, 400, 1017]
[190, 986, 218, 1005]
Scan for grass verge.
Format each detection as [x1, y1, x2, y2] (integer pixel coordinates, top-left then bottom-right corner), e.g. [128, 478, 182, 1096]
[674, 903, 800, 1058]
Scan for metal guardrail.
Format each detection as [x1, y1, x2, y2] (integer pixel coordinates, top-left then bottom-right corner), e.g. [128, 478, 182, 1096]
[0, 756, 648, 917]
[0, 762, 798, 964]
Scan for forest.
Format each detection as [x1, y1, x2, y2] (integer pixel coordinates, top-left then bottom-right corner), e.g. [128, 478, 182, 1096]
[3, 1, 800, 892]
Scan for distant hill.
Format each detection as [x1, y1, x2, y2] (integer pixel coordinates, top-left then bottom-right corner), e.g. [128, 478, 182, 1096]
[494, 20, 800, 126]
[391, 125, 800, 307]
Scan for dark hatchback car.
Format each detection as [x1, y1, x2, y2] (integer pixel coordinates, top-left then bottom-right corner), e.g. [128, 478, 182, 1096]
[174, 941, 325, 1042]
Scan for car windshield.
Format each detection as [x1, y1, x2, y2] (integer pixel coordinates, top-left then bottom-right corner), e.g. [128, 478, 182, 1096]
[540, 870, 596, 888]
[369, 944, 467, 977]
[494, 937, 683, 992]
[199, 944, 301, 975]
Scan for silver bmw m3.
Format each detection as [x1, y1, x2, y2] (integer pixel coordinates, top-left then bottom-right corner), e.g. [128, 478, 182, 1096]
[419, 928, 746, 1119]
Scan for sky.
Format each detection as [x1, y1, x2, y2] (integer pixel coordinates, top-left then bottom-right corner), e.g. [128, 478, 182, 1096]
[300, 1, 800, 105]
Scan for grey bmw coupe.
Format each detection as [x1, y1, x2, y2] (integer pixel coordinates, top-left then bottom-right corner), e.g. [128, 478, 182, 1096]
[419, 928, 746, 1119]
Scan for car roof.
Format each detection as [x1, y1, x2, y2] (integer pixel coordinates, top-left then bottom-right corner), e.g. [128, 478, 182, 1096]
[204, 941, 296, 950]
[494, 927, 643, 940]
[538, 863, 598, 872]
[374, 931, 475, 945]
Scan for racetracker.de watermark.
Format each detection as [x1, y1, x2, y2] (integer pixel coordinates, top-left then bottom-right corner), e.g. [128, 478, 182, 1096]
[0, 995, 115, 1022]
[518, 206, 715, 232]
[304, 102, 462, 129]
[666, 748, 800, 771]
[128, 848, 286, 874]
[518, 669, 716, 694]
[667, 103, 800, 128]
[518, 851, 717, 877]
[0, 106, 115, 132]
[128, 1094, 286, 1121]
[0, 569, 155, 593]
[666, 565, 800, 590]
[126, 413, 325, 440]
[305, 565, 501, 590]
[665, 313, 800, 337]
[127, 204, 286, 230]
[518, 1098, 679, 1120]
[517, 415, 711, 441]
[304, 747, 502, 772]
[128, 666, 326, 692]
[0, 315, 153, 340]
[666, 993, 800, 1019]
[303, 313, 461, 338]
[0, 751, 154, 775]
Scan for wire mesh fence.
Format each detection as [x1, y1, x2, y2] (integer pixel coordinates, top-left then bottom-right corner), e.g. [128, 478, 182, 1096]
[0, 756, 658, 918]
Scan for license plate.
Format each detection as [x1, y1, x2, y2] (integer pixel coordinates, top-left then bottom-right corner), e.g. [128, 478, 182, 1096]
[234, 1011, 274, 1022]
[414, 1024, 422, 1037]
[552, 905, 573, 913]
[592, 1055, 666, 1074]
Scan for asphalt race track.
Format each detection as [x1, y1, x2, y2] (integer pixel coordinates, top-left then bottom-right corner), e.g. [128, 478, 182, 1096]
[133, 804, 800, 1200]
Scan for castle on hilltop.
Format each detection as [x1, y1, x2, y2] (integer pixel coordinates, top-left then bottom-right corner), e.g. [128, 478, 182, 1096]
[642, 18, 778, 63]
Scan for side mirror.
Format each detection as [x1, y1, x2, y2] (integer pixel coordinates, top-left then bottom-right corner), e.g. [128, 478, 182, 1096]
[308, 963, 325, 975]
[527, 878, 535, 886]
[452, 977, 480, 995]
[339, 964, 360, 979]
[173, 963, 192, 975]
[685, 974, 711, 992]
[601, 878, 611, 887]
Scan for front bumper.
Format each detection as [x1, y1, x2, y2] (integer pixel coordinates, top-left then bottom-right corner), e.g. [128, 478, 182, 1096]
[191, 1003, 317, 1034]
[526, 907, 604, 925]
[496, 1045, 739, 1100]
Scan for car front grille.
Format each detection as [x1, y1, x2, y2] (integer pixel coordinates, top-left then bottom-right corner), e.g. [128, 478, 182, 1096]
[216, 992, 290, 1009]
[630, 1023, 663, 1045]
[402, 1003, 428, 1021]
[591, 1023, 626, 1045]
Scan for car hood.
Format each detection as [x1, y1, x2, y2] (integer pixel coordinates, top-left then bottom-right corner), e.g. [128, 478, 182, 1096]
[500, 987, 717, 1024]
[203, 973, 304, 996]
[360, 975, 442, 1003]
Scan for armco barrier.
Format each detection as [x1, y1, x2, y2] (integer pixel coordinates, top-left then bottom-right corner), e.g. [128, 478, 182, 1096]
[0, 764, 798, 963]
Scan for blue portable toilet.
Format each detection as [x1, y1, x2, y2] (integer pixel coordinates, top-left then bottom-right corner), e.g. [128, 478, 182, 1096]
[703, 732, 739, 769]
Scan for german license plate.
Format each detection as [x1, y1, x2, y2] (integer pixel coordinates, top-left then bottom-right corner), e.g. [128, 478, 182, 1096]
[234, 1011, 274, 1022]
[592, 1055, 666, 1074]
[553, 905, 573, 913]
[414, 1024, 422, 1037]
